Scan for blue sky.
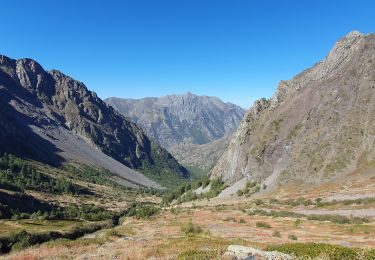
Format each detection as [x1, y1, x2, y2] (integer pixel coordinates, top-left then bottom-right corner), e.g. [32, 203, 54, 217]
[1, 0, 374, 108]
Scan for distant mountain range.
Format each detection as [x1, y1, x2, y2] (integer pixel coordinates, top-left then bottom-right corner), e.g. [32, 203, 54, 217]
[105, 93, 245, 150]
[105, 93, 245, 174]
[210, 31, 375, 194]
[0, 55, 188, 188]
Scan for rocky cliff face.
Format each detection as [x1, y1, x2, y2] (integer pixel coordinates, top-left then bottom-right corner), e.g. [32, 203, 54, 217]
[0, 55, 188, 187]
[210, 31, 375, 189]
[105, 93, 245, 149]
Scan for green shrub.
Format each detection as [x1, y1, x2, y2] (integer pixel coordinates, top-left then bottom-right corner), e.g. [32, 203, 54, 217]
[223, 217, 236, 222]
[161, 177, 226, 205]
[294, 219, 302, 227]
[126, 204, 159, 219]
[288, 234, 298, 240]
[256, 222, 271, 228]
[0, 153, 88, 195]
[181, 220, 203, 236]
[0, 221, 112, 254]
[269, 198, 279, 204]
[10, 230, 37, 252]
[306, 214, 369, 224]
[239, 219, 246, 224]
[247, 208, 368, 225]
[177, 249, 220, 259]
[267, 243, 369, 259]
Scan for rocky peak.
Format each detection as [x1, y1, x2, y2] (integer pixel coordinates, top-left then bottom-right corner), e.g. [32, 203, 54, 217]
[0, 55, 15, 66]
[270, 31, 366, 109]
[338, 30, 364, 42]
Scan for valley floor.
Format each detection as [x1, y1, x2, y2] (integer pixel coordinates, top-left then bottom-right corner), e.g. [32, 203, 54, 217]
[4, 199, 375, 259]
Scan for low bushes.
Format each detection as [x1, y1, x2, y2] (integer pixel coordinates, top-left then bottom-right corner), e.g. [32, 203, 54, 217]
[0, 221, 111, 255]
[0, 153, 88, 195]
[223, 217, 236, 222]
[268, 197, 375, 208]
[236, 181, 261, 197]
[268, 243, 375, 259]
[181, 220, 203, 236]
[177, 249, 219, 259]
[247, 209, 370, 224]
[248, 209, 304, 219]
[288, 234, 298, 240]
[306, 214, 369, 224]
[256, 222, 271, 228]
[125, 204, 159, 219]
[161, 178, 226, 205]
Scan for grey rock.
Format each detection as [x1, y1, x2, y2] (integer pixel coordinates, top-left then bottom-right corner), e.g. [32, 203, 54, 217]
[224, 245, 293, 260]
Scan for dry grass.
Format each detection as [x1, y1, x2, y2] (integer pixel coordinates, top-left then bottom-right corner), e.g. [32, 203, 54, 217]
[4, 203, 375, 259]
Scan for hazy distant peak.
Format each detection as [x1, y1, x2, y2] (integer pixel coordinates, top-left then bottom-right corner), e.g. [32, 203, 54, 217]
[105, 93, 245, 149]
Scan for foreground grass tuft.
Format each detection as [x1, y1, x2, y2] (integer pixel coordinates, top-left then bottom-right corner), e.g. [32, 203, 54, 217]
[181, 220, 203, 236]
[177, 249, 221, 260]
[256, 222, 271, 228]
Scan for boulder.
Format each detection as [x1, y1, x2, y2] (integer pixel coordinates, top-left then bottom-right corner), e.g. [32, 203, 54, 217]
[224, 245, 293, 260]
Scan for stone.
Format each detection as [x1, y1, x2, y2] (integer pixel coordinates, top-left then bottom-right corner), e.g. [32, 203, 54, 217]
[224, 245, 293, 260]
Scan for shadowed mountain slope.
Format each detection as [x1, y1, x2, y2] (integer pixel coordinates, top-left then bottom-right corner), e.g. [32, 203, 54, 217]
[0, 55, 189, 188]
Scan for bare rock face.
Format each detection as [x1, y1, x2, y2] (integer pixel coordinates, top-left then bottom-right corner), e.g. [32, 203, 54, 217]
[210, 31, 375, 189]
[0, 55, 189, 186]
[105, 93, 245, 149]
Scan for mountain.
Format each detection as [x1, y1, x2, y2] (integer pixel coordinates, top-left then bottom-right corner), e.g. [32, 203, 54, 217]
[210, 31, 375, 191]
[0, 55, 188, 188]
[170, 134, 232, 173]
[105, 93, 245, 150]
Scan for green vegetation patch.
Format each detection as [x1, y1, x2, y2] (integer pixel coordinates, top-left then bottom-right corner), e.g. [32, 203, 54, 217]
[247, 208, 369, 224]
[256, 222, 271, 228]
[237, 181, 261, 197]
[125, 204, 159, 219]
[0, 221, 111, 255]
[0, 153, 88, 195]
[268, 243, 375, 259]
[177, 249, 220, 260]
[181, 220, 203, 236]
[161, 177, 225, 205]
[287, 123, 303, 139]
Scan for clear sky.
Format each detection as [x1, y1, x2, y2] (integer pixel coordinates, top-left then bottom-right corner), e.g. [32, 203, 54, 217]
[1, 0, 374, 108]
